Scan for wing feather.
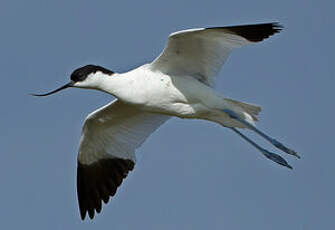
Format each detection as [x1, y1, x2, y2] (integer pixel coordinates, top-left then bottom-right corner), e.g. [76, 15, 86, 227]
[77, 99, 169, 219]
[150, 23, 282, 86]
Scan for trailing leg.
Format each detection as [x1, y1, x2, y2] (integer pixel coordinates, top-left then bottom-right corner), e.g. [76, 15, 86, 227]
[230, 128, 292, 169]
[223, 109, 300, 159]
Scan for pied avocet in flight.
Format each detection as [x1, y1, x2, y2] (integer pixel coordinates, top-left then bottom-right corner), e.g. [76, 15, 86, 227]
[33, 22, 299, 220]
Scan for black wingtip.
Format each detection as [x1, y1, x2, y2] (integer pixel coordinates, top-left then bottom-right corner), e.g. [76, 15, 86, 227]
[287, 164, 293, 170]
[228, 22, 283, 42]
[208, 22, 283, 42]
[77, 158, 135, 220]
[271, 22, 284, 33]
[80, 210, 86, 220]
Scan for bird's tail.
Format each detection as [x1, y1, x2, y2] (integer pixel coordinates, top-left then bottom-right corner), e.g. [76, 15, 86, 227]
[211, 98, 262, 128]
[224, 98, 262, 122]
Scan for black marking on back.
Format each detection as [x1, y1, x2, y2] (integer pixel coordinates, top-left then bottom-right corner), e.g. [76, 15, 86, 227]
[70, 65, 114, 82]
[77, 158, 135, 220]
[207, 22, 283, 42]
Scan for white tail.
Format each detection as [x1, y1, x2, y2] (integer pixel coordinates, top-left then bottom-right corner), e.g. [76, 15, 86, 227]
[224, 98, 262, 121]
[205, 98, 261, 128]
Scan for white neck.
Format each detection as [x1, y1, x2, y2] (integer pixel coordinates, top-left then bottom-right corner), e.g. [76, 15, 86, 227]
[73, 66, 148, 104]
[97, 72, 130, 97]
[92, 70, 144, 104]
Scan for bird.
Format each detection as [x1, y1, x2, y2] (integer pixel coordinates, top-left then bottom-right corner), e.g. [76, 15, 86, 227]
[32, 22, 300, 220]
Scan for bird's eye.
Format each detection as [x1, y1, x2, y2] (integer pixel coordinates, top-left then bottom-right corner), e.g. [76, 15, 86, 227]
[71, 73, 87, 82]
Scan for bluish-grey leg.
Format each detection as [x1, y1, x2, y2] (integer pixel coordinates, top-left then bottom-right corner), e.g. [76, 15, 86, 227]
[223, 109, 300, 159]
[231, 128, 292, 169]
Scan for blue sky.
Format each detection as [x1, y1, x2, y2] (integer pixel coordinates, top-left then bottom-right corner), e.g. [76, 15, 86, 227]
[1, 0, 334, 229]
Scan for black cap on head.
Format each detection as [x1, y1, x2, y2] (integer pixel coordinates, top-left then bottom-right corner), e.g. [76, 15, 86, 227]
[31, 64, 114, 97]
[70, 65, 114, 82]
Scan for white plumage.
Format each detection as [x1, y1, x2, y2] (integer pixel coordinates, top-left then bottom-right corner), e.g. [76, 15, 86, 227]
[151, 27, 252, 86]
[33, 22, 299, 220]
[78, 99, 169, 165]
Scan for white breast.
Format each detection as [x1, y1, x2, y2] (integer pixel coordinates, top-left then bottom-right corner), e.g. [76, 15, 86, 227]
[97, 65, 225, 118]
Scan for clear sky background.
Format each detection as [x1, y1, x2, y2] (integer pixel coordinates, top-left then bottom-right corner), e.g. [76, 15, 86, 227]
[1, 0, 334, 229]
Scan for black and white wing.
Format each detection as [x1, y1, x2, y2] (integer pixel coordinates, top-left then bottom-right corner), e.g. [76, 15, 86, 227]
[77, 99, 169, 220]
[150, 23, 282, 86]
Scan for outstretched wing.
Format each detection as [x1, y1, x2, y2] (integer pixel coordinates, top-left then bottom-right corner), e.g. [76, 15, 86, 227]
[77, 99, 169, 220]
[150, 23, 282, 86]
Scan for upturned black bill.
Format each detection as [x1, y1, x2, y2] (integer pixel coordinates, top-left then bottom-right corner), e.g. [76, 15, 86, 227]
[31, 81, 74, 97]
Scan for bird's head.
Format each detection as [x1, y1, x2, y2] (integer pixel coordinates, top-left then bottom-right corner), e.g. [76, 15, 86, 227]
[32, 64, 114, 96]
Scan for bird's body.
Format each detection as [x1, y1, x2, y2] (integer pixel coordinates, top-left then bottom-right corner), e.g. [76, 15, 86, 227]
[85, 64, 231, 120]
[33, 22, 299, 220]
